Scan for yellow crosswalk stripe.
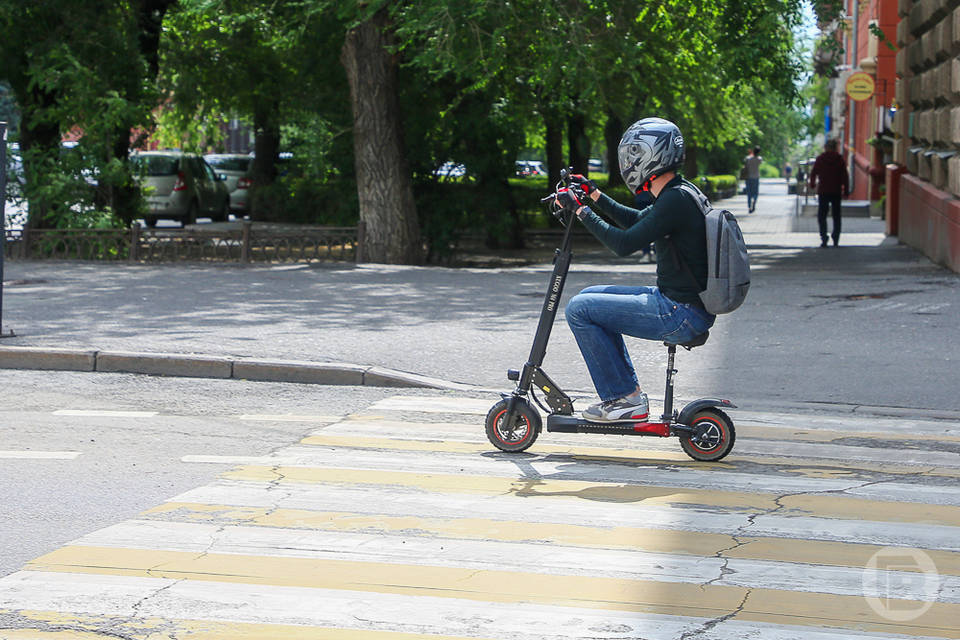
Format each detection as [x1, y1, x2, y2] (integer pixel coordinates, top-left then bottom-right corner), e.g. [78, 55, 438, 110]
[145, 501, 960, 576]
[299, 433, 960, 479]
[24, 545, 960, 638]
[3, 395, 958, 639]
[221, 464, 960, 528]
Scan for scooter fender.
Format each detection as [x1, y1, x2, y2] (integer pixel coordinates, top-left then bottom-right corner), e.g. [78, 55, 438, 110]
[677, 398, 737, 426]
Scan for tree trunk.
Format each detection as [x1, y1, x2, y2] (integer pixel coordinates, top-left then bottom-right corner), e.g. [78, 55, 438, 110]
[18, 86, 61, 230]
[341, 8, 421, 265]
[604, 109, 624, 189]
[251, 104, 280, 221]
[135, 0, 177, 80]
[567, 113, 589, 175]
[544, 111, 564, 189]
[106, 129, 140, 225]
[683, 143, 698, 179]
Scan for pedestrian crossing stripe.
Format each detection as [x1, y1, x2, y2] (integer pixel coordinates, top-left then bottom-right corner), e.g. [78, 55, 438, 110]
[2, 394, 958, 639]
[0, 579, 937, 640]
[361, 396, 960, 439]
[200, 441, 957, 509]
[141, 502, 960, 577]
[0, 609, 496, 640]
[218, 465, 960, 529]
[174, 476, 955, 552]
[335, 414, 960, 446]
[58, 519, 960, 601]
[19, 545, 960, 637]
[296, 433, 960, 478]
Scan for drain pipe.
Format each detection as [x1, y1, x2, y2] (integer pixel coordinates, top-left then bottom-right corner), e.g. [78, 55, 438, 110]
[0, 121, 11, 338]
[847, 0, 858, 196]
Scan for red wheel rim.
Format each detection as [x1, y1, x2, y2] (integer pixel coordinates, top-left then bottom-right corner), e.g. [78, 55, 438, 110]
[492, 409, 530, 446]
[689, 415, 726, 453]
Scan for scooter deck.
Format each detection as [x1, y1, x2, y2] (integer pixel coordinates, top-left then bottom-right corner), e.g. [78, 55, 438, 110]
[546, 413, 671, 437]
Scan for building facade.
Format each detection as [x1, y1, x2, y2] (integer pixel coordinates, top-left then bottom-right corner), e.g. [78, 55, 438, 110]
[823, 0, 960, 272]
[891, 0, 960, 272]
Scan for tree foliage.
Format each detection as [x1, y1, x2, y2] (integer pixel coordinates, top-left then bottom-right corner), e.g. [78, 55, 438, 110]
[2, 0, 813, 260]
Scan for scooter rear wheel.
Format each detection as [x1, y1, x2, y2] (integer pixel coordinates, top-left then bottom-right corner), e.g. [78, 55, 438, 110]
[485, 398, 541, 452]
[680, 408, 735, 462]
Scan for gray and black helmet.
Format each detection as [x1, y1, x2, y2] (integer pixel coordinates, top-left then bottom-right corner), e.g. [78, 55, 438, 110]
[618, 118, 685, 192]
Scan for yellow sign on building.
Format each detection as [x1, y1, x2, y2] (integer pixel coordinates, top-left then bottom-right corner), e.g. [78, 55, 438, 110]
[846, 72, 875, 102]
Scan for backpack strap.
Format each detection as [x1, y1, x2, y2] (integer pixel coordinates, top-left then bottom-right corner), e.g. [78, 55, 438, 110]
[675, 180, 710, 216]
[667, 180, 709, 294]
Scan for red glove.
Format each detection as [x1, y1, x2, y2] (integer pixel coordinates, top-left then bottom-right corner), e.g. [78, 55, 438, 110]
[568, 173, 599, 196]
[555, 187, 588, 212]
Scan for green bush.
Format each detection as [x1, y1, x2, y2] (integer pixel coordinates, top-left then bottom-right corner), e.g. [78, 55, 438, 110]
[252, 176, 359, 225]
[760, 162, 780, 178]
[703, 174, 739, 192]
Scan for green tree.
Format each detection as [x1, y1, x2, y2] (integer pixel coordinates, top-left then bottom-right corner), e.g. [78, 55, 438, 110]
[161, 0, 346, 222]
[0, 0, 175, 228]
[340, 2, 421, 263]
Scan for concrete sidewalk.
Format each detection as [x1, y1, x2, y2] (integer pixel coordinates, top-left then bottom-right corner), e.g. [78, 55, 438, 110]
[2, 178, 959, 415]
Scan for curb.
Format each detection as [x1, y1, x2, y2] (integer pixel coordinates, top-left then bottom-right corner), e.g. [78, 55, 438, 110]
[0, 345, 478, 392]
[3, 345, 959, 422]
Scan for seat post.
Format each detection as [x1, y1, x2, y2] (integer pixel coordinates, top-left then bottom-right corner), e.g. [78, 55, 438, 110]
[662, 344, 677, 420]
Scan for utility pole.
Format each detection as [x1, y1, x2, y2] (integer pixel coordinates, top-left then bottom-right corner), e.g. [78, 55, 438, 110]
[1, 121, 15, 338]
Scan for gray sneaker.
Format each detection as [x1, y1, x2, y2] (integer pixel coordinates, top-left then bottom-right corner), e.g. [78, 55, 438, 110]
[582, 393, 649, 422]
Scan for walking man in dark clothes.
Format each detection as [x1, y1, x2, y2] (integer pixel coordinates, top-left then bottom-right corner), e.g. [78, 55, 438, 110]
[808, 139, 850, 247]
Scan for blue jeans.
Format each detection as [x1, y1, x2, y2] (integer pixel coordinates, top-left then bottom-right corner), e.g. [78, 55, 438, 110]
[745, 178, 759, 210]
[565, 285, 715, 401]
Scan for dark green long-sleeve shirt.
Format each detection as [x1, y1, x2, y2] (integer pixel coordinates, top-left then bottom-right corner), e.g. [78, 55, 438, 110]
[578, 175, 709, 307]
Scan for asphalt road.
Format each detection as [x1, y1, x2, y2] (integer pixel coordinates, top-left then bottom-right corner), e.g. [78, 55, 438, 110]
[2, 180, 958, 414]
[0, 376, 957, 638]
[0, 370, 397, 577]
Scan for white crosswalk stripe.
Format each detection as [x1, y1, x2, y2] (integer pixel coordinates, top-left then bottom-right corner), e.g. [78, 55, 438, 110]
[0, 394, 957, 639]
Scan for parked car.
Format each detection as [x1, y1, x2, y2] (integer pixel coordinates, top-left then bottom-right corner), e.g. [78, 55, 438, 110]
[204, 153, 253, 215]
[434, 161, 466, 179]
[515, 160, 546, 177]
[130, 151, 230, 227]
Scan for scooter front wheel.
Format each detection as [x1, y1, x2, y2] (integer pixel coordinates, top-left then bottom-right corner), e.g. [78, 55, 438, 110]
[680, 408, 735, 462]
[485, 398, 541, 452]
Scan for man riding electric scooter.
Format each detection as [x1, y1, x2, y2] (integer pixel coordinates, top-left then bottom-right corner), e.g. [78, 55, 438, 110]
[556, 117, 713, 422]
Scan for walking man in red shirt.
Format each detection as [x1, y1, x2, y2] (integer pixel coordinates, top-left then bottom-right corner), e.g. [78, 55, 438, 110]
[808, 139, 850, 247]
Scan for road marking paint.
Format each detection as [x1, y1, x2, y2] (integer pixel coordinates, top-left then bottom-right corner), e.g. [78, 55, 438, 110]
[181, 455, 271, 464]
[0, 451, 81, 460]
[0, 607, 494, 640]
[22, 546, 960, 637]
[323, 418, 960, 467]
[297, 433, 960, 477]
[5, 578, 929, 640]
[52, 410, 157, 418]
[365, 396, 490, 415]
[143, 502, 960, 577]
[217, 465, 960, 528]
[72, 519, 960, 600]
[168, 482, 960, 551]
[237, 414, 343, 423]
[197, 445, 960, 508]
[368, 396, 960, 440]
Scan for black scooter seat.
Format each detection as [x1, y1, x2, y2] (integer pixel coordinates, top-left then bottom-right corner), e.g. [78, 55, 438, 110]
[664, 330, 709, 350]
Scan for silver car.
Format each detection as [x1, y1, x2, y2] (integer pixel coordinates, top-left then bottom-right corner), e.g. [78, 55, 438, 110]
[131, 151, 230, 227]
[203, 153, 253, 215]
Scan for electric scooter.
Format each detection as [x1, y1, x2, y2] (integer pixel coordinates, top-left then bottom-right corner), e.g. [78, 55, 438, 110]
[485, 171, 736, 462]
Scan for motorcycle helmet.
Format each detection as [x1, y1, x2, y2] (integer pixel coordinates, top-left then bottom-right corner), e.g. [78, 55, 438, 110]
[618, 117, 685, 193]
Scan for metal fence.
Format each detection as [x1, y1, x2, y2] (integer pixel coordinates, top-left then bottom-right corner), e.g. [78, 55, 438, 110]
[3, 221, 361, 264]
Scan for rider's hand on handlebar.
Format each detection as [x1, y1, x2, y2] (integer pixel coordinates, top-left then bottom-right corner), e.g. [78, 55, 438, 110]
[568, 173, 600, 200]
[555, 187, 589, 214]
